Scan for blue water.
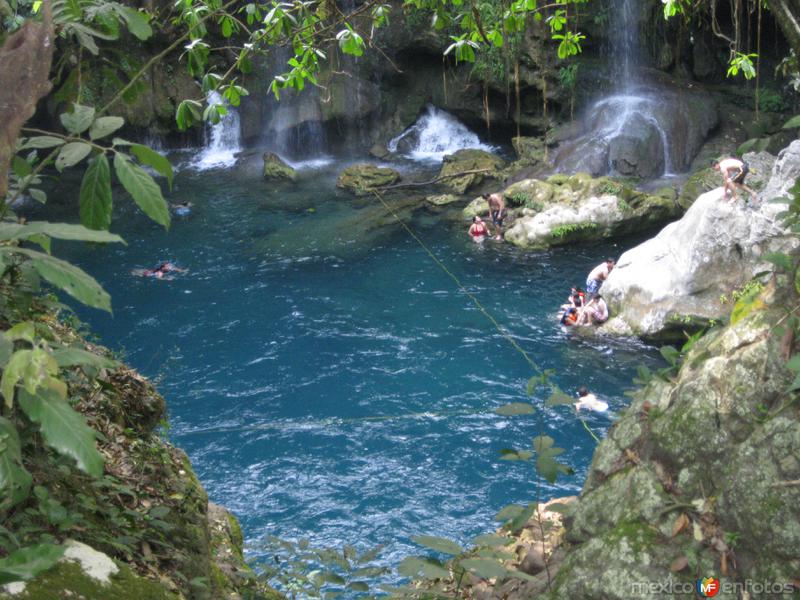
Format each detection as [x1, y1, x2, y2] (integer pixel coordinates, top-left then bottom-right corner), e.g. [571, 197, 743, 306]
[38, 154, 663, 580]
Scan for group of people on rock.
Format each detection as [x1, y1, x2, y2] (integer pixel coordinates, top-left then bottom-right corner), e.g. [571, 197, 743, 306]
[468, 192, 506, 242]
[560, 258, 614, 328]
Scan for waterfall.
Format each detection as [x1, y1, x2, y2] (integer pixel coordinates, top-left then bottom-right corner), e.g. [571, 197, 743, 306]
[387, 105, 495, 162]
[194, 91, 242, 170]
[551, 0, 700, 178]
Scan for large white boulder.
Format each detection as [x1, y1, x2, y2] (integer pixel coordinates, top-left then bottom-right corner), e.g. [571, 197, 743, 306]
[601, 141, 800, 339]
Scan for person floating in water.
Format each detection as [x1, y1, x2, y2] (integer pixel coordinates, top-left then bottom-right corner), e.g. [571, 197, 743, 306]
[482, 192, 506, 241]
[574, 386, 609, 413]
[468, 216, 488, 243]
[712, 157, 757, 204]
[585, 258, 614, 296]
[136, 261, 188, 279]
[560, 286, 585, 326]
[171, 201, 193, 216]
[576, 293, 609, 326]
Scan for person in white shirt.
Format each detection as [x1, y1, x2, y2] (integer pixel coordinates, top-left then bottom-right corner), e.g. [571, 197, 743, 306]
[712, 157, 757, 203]
[577, 294, 609, 326]
[574, 386, 609, 413]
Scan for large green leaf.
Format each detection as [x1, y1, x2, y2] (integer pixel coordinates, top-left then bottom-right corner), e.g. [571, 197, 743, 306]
[0, 221, 122, 244]
[19, 136, 65, 150]
[0, 417, 32, 511]
[52, 347, 117, 369]
[79, 154, 113, 230]
[460, 558, 508, 580]
[411, 535, 462, 556]
[55, 142, 92, 172]
[89, 116, 124, 141]
[18, 389, 103, 477]
[59, 104, 95, 135]
[494, 402, 535, 416]
[1, 248, 111, 311]
[782, 115, 800, 129]
[116, 6, 152, 40]
[1, 349, 32, 408]
[113, 153, 170, 228]
[0, 544, 65, 585]
[131, 144, 173, 190]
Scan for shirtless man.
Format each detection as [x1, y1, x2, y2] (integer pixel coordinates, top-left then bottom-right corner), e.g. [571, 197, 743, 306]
[585, 258, 614, 296]
[482, 192, 506, 240]
[712, 157, 757, 203]
[576, 294, 609, 326]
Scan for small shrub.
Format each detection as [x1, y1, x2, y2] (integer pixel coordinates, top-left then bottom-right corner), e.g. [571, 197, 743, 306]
[508, 192, 543, 212]
[550, 222, 597, 238]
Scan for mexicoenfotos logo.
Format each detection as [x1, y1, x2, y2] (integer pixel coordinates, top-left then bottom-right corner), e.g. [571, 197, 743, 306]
[696, 577, 721, 597]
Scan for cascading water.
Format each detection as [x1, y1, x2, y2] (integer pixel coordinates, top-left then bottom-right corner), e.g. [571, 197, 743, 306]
[194, 91, 242, 170]
[387, 105, 495, 162]
[552, 0, 716, 179]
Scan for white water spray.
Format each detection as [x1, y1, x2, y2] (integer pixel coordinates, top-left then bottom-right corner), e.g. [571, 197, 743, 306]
[388, 105, 495, 161]
[193, 91, 242, 170]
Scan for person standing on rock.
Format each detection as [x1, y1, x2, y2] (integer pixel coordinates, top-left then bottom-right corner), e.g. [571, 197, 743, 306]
[483, 192, 506, 240]
[585, 258, 614, 295]
[713, 157, 757, 203]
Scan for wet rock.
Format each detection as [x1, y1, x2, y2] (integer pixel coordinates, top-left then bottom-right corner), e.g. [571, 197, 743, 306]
[518, 546, 546, 575]
[369, 143, 390, 159]
[439, 149, 505, 194]
[336, 164, 400, 195]
[262, 152, 297, 181]
[512, 136, 546, 164]
[601, 145, 799, 339]
[425, 194, 461, 206]
[503, 175, 680, 249]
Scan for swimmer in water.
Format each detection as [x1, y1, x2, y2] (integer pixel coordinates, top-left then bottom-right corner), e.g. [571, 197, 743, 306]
[138, 261, 188, 279]
[171, 201, 193, 215]
[574, 386, 609, 413]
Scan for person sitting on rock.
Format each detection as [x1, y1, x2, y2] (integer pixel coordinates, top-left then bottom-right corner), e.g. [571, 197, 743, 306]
[468, 216, 488, 242]
[574, 386, 609, 412]
[576, 293, 609, 326]
[482, 192, 506, 240]
[560, 306, 579, 326]
[566, 286, 585, 308]
[712, 157, 757, 204]
[585, 259, 614, 296]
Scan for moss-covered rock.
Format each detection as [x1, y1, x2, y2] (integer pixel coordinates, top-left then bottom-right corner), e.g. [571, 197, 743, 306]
[262, 153, 297, 181]
[439, 149, 505, 194]
[336, 164, 400, 195]
[503, 174, 680, 249]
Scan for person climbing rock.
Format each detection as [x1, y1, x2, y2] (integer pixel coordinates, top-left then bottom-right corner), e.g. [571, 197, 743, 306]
[468, 216, 488, 243]
[585, 258, 614, 295]
[712, 157, 757, 203]
[483, 192, 506, 240]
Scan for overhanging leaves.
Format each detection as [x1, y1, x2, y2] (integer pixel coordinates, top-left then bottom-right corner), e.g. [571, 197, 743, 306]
[1, 247, 111, 311]
[131, 144, 174, 190]
[79, 154, 113, 230]
[494, 402, 535, 416]
[113, 153, 170, 229]
[0, 221, 123, 244]
[18, 388, 104, 477]
[0, 417, 32, 511]
[411, 535, 462, 556]
[0, 543, 64, 585]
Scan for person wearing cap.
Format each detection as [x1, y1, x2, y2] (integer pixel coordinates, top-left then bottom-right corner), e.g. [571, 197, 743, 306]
[468, 215, 488, 242]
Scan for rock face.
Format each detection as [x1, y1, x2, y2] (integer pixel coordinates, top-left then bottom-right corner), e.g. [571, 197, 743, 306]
[336, 164, 400, 195]
[466, 293, 800, 599]
[601, 143, 800, 339]
[439, 149, 505, 194]
[496, 174, 681, 249]
[543, 298, 800, 599]
[262, 152, 297, 181]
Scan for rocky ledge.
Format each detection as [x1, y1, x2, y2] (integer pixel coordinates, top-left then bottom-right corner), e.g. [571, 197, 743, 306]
[601, 141, 800, 340]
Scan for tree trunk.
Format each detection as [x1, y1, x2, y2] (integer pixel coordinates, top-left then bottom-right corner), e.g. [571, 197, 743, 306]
[769, 0, 800, 57]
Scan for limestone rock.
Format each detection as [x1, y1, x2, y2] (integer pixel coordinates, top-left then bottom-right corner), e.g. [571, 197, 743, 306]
[262, 152, 297, 181]
[763, 140, 800, 200]
[425, 194, 461, 206]
[601, 169, 797, 339]
[336, 164, 400, 195]
[503, 175, 680, 249]
[439, 149, 504, 194]
[511, 136, 546, 164]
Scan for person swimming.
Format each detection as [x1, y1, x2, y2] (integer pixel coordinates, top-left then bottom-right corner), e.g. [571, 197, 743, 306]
[137, 261, 188, 279]
[574, 386, 609, 413]
[171, 201, 193, 216]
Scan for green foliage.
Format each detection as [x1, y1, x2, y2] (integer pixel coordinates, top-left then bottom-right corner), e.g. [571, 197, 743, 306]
[757, 88, 789, 113]
[550, 222, 597, 238]
[727, 51, 758, 80]
[507, 192, 543, 211]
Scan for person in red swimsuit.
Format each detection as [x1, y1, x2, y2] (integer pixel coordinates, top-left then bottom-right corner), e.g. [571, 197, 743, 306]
[468, 216, 488, 242]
